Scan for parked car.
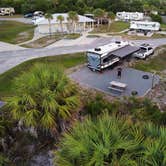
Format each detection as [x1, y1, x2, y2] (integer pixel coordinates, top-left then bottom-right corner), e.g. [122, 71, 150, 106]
[24, 13, 33, 18]
[133, 44, 154, 59]
[33, 11, 44, 17]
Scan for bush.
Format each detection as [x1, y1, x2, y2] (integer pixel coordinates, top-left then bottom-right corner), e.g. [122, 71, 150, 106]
[55, 113, 166, 166]
[83, 96, 165, 125]
[150, 14, 162, 23]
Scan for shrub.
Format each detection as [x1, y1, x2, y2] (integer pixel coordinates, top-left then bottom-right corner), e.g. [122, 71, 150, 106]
[150, 14, 162, 23]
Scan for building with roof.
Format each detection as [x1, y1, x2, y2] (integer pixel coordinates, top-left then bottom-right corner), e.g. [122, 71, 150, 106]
[34, 13, 95, 34]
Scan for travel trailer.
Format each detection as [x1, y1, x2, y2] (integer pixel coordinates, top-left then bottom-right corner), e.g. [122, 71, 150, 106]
[87, 41, 139, 71]
[0, 7, 15, 16]
[130, 21, 160, 31]
[116, 12, 144, 21]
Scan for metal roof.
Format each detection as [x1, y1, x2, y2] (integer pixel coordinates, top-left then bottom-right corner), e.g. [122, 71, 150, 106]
[35, 13, 95, 25]
[111, 45, 140, 58]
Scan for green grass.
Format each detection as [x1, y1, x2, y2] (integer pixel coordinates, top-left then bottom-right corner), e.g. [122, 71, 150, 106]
[133, 47, 166, 72]
[0, 21, 35, 44]
[0, 14, 23, 18]
[64, 33, 81, 39]
[91, 21, 130, 33]
[161, 23, 166, 29]
[0, 53, 86, 99]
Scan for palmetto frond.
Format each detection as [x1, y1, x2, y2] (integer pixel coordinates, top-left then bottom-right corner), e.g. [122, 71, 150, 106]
[40, 111, 56, 130]
[23, 109, 40, 127]
[55, 114, 144, 165]
[7, 64, 79, 134]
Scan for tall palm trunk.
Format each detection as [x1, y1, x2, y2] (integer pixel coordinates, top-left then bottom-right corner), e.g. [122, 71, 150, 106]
[48, 20, 52, 37]
[60, 21, 63, 33]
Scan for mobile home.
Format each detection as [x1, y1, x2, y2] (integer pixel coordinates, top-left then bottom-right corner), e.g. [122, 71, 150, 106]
[87, 41, 139, 71]
[116, 12, 144, 21]
[0, 7, 15, 16]
[130, 21, 160, 31]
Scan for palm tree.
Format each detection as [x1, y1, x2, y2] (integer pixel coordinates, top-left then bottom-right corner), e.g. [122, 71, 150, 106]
[107, 11, 115, 28]
[143, 4, 151, 16]
[57, 15, 65, 33]
[7, 64, 80, 136]
[45, 13, 53, 37]
[93, 8, 105, 28]
[67, 11, 78, 33]
[51, 0, 59, 8]
[55, 113, 143, 166]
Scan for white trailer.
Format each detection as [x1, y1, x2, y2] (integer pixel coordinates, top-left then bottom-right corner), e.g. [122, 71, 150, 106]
[0, 7, 15, 16]
[87, 41, 139, 71]
[130, 21, 160, 31]
[116, 12, 144, 21]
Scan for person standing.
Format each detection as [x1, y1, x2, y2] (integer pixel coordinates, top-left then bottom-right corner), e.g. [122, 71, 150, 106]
[117, 67, 122, 79]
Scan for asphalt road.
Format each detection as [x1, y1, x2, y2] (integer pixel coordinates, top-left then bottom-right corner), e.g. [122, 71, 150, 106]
[0, 37, 166, 75]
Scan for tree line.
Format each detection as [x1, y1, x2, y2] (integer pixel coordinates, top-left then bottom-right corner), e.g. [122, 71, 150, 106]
[0, 0, 165, 15]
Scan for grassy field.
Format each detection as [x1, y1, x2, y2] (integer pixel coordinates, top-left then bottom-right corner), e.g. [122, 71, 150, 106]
[0, 21, 35, 44]
[108, 32, 166, 40]
[64, 33, 81, 39]
[161, 23, 166, 29]
[0, 15, 23, 18]
[133, 47, 166, 72]
[91, 21, 130, 33]
[0, 53, 86, 98]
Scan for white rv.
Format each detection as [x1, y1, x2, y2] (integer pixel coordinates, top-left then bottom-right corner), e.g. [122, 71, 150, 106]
[116, 12, 144, 21]
[0, 7, 15, 16]
[87, 41, 139, 71]
[130, 21, 160, 31]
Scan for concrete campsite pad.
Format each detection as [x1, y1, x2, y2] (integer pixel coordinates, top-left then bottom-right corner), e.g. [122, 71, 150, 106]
[69, 67, 160, 97]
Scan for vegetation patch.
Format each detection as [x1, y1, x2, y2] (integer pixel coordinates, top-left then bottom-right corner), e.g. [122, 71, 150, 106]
[91, 21, 130, 33]
[161, 23, 166, 30]
[0, 21, 35, 44]
[132, 47, 166, 72]
[64, 33, 81, 39]
[22, 34, 65, 48]
[55, 113, 166, 165]
[0, 53, 86, 98]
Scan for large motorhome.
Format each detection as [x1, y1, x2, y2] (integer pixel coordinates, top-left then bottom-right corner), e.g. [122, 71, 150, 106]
[116, 12, 144, 21]
[0, 7, 15, 16]
[130, 21, 160, 31]
[87, 41, 139, 71]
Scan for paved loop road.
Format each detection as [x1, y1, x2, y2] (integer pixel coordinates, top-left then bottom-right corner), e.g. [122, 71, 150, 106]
[0, 37, 166, 74]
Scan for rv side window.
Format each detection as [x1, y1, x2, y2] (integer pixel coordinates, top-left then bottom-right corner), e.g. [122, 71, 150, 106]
[103, 57, 110, 63]
[103, 54, 116, 63]
[148, 47, 152, 50]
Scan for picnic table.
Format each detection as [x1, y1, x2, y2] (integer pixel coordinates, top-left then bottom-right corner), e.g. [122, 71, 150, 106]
[108, 81, 127, 93]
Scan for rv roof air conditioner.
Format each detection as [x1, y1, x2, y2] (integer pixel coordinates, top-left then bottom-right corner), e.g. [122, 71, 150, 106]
[94, 48, 101, 51]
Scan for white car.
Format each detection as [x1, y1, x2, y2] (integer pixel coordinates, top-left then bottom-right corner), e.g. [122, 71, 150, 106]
[133, 44, 154, 59]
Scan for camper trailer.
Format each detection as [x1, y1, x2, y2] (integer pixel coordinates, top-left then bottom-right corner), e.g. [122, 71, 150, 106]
[116, 12, 144, 21]
[130, 21, 160, 31]
[0, 7, 15, 16]
[87, 41, 139, 71]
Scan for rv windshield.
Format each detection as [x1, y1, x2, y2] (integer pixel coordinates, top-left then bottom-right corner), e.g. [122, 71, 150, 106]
[87, 52, 100, 70]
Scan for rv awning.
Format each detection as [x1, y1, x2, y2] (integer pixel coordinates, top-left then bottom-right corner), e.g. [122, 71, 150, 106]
[111, 45, 140, 58]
